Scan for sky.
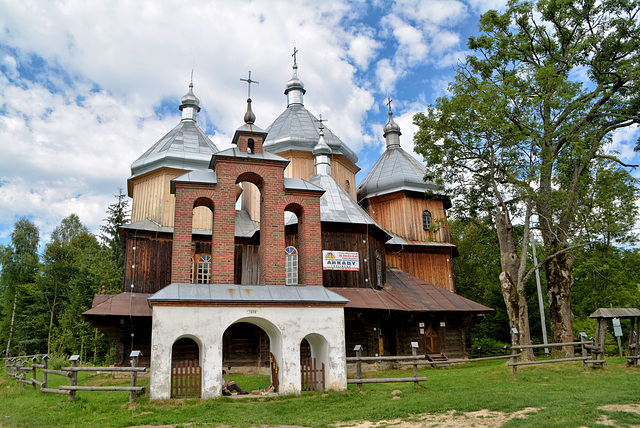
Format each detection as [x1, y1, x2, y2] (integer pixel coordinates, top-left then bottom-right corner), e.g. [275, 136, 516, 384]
[0, 0, 639, 249]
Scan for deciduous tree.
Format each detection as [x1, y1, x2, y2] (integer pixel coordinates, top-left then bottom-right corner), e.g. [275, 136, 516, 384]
[414, 0, 640, 356]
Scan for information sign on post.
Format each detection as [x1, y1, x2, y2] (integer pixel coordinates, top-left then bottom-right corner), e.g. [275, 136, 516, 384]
[613, 317, 623, 358]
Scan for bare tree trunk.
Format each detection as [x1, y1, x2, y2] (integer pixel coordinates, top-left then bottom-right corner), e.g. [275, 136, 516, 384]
[546, 251, 575, 357]
[495, 208, 534, 360]
[5, 289, 18, 357]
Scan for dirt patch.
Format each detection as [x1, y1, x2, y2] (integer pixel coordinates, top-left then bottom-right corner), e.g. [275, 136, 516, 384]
[591, 404, 640, 427]
[335, 407, 542, 428]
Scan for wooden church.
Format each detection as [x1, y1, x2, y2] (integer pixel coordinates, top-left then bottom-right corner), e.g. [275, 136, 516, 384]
[83, 57, 491, 397]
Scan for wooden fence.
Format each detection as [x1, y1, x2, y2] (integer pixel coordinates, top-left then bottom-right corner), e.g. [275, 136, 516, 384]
[3, 351, 146, 403]
[509, 334, 606, 380]
[346, 343, 427, 389]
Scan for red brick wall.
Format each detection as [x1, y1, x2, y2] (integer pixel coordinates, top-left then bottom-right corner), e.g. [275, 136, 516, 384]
[172, 152, 322, 286]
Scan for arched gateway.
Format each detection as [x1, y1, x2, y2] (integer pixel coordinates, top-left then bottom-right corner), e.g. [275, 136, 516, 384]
[148, 283, 348, 399]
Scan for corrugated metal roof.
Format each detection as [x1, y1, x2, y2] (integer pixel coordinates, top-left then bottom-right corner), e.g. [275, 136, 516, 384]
[328, 267, 493, 313]
[386, 232, 456, 248]
[122, 210, 260, 239]
[283, 177, 325, 193]
[130, 120, 219, 179]
[148, 283, 349, 305]
[264, 104, 358, 164]
[307, 174, 389, 238]
[82, 293, 153, 317]
[357, 145, 441, 201]
[209, 147, 290, 167]
[589, 308, 640, 319]
[170, 170, 217, 193]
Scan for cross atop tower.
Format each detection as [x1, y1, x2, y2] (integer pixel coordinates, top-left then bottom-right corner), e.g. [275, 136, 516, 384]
[386, 97, 393, 114]
[315, 114, 328, 132]
[240, 71, 259, 99]
[292, 46, 299, 67]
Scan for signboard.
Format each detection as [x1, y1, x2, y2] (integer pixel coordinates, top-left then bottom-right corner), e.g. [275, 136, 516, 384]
[322, 251, 360, 271]
[613, 318, 623, 337]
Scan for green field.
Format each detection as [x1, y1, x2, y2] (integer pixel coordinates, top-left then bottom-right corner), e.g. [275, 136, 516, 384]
[1, 358, 639, 427]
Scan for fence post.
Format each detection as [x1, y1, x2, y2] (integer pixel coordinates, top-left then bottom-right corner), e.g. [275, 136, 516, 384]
[511, 328, 518, 381]
[579, 332, 589, 372]
[31, 356, 38, 390]
[354, 345, 363, 390]
[130, 351, 141, 403]
[42, 355, 49, 390]
[68, 355, 80, 402]
[21, 359, 28, 388]
[411, 342, 419, 388]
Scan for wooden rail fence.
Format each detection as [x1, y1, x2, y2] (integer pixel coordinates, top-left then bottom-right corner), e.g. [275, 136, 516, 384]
[509, 333, 606, 380]
[346, 343, 427, 389]
[3, 351, 146, 402]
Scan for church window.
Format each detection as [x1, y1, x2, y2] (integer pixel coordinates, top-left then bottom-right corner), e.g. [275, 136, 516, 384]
[345, 180, 351, 192]
[375, 250, 382, 287]
[197, 255, 212, 284]
[247, 138, 255, 154]
[422, 210, 432, 230]
[285, 246, 298, 285]
[190, 257, 194, 283]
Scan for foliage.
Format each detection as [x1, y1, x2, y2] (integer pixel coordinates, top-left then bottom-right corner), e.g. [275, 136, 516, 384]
[99, 188, 130, 275]
[0, 218, 40, 356]
[414, 0, 640, 351]
[0, 214, 121, 362]
[1, 359, 639, 427]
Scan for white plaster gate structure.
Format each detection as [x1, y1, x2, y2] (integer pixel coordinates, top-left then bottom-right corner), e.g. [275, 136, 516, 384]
[148, 283, 348, 399]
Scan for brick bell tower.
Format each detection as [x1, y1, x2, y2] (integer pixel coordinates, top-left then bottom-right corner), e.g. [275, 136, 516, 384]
[170, 74, 324, 286]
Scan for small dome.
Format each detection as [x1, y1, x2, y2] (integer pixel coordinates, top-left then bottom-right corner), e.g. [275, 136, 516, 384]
[383, 112, 401, 137]
[179, 82, 200, 112]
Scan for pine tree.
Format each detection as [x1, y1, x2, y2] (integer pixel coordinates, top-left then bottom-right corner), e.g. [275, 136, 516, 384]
[100, 188, 130, 274]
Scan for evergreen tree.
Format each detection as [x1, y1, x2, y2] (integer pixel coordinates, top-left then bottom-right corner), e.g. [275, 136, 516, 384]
[100, 188, 129, 274]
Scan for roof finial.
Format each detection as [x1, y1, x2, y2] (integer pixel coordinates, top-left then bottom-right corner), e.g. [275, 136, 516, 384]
[179, 79, 200, 122]
[190, 69, 194, 84]
[316, 114, 327, 134]
[383, 96, 401, 147]
[241, 71, 259, 124]
[240, 70, 259, 100]
[292, 46, 299, 68]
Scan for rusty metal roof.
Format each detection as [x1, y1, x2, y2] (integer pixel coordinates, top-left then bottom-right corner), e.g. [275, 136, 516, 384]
[589, 308, 640, 319]
[328, 267, 493, 313]
[82, 293, 153, 318]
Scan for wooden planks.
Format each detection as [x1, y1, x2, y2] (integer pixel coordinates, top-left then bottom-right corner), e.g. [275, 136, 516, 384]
[171, 360, 201, 398]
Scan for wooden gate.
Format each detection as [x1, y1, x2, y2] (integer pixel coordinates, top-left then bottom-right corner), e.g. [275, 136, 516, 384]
[171, 360, 201, 398]
[270, 352, 279, 393]
[301, 357, 325, 391]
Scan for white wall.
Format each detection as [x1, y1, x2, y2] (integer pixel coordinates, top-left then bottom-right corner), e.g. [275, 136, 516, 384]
[149, 305, 347, 399]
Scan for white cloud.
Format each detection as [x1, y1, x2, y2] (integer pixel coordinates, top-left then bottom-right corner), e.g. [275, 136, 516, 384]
[348, 34, 381, 70]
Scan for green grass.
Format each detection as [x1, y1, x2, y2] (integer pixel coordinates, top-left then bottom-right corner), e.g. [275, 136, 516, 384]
[1, 358, 639, 427]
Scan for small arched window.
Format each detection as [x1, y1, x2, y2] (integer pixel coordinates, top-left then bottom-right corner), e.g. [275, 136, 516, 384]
[285, 246, 298, 285]
[422, 210, 432, 230]
[375, 250, 382, 287]
[197, 255, 212, 284]
[247, 138, 255, 154]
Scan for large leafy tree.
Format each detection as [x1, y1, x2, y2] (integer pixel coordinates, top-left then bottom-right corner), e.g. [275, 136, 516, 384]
[414, 0, 640, 355]
[0, 218, 40, 356]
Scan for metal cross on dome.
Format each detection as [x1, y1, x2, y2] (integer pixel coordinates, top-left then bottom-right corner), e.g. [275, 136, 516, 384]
[386, 96, 393, 114]
[315, 114, 328, 131]
[292, 46, 299, 67]
[240, 71, 259, 99]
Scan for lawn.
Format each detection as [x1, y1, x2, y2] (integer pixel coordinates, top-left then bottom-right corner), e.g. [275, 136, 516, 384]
[1, 358, 639, 427]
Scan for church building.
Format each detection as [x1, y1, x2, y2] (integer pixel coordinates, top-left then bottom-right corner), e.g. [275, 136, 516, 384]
[83, 55, 492, 399]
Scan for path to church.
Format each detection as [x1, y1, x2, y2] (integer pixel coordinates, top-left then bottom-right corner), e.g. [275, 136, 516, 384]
[125, 403, 640, 428]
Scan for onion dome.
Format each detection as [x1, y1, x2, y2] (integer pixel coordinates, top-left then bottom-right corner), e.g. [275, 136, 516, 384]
[179, 82, 201, 121]
[312, 121, 332, 176]
[383, 109, 401, 147]
[129, 82, 219, 182]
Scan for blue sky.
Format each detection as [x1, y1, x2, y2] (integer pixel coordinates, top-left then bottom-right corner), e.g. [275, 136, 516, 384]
[0, 0, 638, 249]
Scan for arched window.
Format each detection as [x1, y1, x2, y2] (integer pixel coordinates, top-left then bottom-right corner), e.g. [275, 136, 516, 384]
[190, 257, 194, 283]
[247, 138, 255, 154]
[285, 246, 298, 285]
[197, 255, 211, 284]
[375, 250, 382, 287]
[422, 210, 432, 230]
